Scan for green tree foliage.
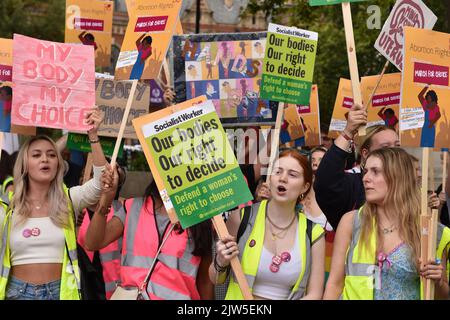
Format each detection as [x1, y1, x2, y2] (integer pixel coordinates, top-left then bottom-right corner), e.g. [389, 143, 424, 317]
[244, 0, 449, 126]
[0, 0, 65, 41]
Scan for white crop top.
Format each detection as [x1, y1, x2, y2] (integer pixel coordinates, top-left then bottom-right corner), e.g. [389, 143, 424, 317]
[10, 217, 65, 266]
[252, 228, 301, 300]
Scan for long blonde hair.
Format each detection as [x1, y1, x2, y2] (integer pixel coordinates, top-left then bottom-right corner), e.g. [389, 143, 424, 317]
[12, 135, 69, 228]
[359, 148, 421, 264]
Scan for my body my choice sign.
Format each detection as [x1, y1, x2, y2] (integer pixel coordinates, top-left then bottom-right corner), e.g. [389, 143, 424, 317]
[133, 97, 253, 229]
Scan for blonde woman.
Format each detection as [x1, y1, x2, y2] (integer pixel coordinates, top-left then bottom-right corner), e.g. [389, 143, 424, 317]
[0, 109, 107, 300]
[324, 148, 450, 300]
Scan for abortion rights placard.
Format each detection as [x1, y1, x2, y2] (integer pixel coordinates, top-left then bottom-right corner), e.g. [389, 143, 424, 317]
[329, 78, 353, 138]
[12, 34, 95, 132]
[361, 73, 401, 129]
[374, 0, 437, 71]
[115, 0, 182, 80]
[133, 96, 253, 228]
[65, 0, 114, 67]
[260, 23, 317, 105]
[399, 27, 449, 149]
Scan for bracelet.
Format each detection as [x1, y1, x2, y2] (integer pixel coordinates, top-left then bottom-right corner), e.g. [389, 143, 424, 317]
[89, 138, 100, 144]
[97, 205, 111, 217]
[341, 130, 353, 141]
[214, 253, 230, 273]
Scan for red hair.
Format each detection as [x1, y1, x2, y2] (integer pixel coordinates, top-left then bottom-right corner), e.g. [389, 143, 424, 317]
[277, 149, 313, 199]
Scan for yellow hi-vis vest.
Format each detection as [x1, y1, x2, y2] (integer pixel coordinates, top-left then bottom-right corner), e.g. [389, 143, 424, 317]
[342, 207, 450, 300]
[0, 186, 81, 300]
[225, 200, 325, 300]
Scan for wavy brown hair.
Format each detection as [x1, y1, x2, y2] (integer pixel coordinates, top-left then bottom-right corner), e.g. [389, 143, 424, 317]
[359, 148, 421, 265]
[12, 135, 69, 228]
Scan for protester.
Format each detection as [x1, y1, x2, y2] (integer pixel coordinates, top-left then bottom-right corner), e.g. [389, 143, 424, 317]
[314, 103, 400, 230]
[0, 109, 107, 300]
[84, 173, 214, 300]
[324, 148, 450, 300]
[210, 149, 325, 300]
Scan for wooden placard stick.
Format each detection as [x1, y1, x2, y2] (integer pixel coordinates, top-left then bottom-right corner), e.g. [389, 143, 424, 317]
[110, 80, 138, 168]
[420, 147, 431, 298]
[443, 151, 448, 191]
[341, 2, 364, 136]
[265, 103, 285, 184]
[82, 153, 93, 184]
[425, 208, 438, 300]
[429, 151, 435, 192]
[162, 58, 171, 87]
[212, 215, 253, 300]
[364, 60, 390, 111]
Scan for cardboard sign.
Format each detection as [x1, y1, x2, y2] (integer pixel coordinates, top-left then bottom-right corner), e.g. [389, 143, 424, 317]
[67, 132, 124, 157]
[281, 84, 320, 147]
[132, 96, 253, 229]
[361, 73, 401, 129]
[399, 27, 450, 149]
[309, 0, 366, 5]
[329, 78, 353, 138]
[0, 38, 36, 135]
[172, 32, 279, 126]
[12, 34, 95, 132]
[115, 0, 182, 80]
[95, 76, 149, 139]
[374, 0, 437, 71]
[65, 0, 114, 67]
[260, 23, 318, 105]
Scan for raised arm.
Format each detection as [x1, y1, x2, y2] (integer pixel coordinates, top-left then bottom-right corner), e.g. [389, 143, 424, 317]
[136, 33, 145, 49]
[377, 107, 386, 120]
[418, 85, 429, 109]
[78, 31, 86, 42]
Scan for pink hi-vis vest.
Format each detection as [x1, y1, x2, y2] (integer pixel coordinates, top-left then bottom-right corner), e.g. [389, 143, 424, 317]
[77, 201, 123, 299]
[121, 197, 201, 300]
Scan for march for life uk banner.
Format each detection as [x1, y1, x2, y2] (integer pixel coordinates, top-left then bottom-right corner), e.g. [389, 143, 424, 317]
[374, 0, 437, 71]
[361, 73, 401, 129]
[399, 27, 450, 149]
[65, 0, 114, 67]
[329, 78, 353, 138]
[260, 23, 318, 105]
[115, 0, 182, 81]
[133, 96, 253, 229]
[12, 34, 95, 132]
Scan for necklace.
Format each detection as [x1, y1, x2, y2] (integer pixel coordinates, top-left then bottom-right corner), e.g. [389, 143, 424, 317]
[266, 212, 296, 231]
[29, 200, 45, 210]
[379, 223, 397, 234]
[268, 222, 289, 240]
[266, 213, 296, 240]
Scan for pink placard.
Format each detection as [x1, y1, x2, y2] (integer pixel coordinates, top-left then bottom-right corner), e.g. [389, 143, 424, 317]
[134, 16, 168, 32]
[372, 92, 400, 107]
[342, 96, 353, 108]
[73, 18, 105, 31]
[0, 64, 12, 81]
[12, 34, 95, 132]
[413, 62, 449, 86]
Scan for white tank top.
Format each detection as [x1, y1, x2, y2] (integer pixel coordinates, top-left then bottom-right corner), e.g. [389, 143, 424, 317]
[252, 228, 301, 300]
[10, 217, 65, 266]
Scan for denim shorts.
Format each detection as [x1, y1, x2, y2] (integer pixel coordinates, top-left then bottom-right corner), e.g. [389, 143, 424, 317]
[6, 276, 61, 300]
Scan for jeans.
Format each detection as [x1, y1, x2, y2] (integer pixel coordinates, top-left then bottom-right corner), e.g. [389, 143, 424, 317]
[6, 276, 60, 300]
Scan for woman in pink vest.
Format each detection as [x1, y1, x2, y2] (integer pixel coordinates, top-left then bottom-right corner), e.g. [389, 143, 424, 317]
[84, 173, 214, 300]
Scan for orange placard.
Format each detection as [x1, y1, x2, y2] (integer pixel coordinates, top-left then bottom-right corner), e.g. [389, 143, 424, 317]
[329, 78, 353, 138]
[0, 38, 35, 135]
[361, 73, 401, 131]
[65, 0, 114, 67]
[115, 0, 182, 80]
[282, 84, 320, 147]
[400, 27, 450, 148]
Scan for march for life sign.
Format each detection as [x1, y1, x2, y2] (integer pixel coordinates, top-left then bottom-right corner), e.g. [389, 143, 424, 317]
[12, 34, 95, 132]
[374, 0, 437, 71]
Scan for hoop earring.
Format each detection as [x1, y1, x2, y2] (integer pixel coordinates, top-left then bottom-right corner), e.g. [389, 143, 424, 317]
[299, 193, 305, 201]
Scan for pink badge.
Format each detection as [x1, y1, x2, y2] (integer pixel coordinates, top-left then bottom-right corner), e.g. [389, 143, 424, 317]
[249, 239, 256, 247]
[22, 229, 32, 238]
[31, 227, 40, 237]
[272, 255, 282, 266]
[269, 264, 279, 273]
[281, 252, 291, 262]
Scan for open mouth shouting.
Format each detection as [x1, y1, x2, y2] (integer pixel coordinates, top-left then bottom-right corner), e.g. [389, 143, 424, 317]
[276, 184, 287, 196]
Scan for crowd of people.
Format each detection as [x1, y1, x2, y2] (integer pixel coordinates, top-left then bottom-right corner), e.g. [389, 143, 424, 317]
[0, 98, 448, 301]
